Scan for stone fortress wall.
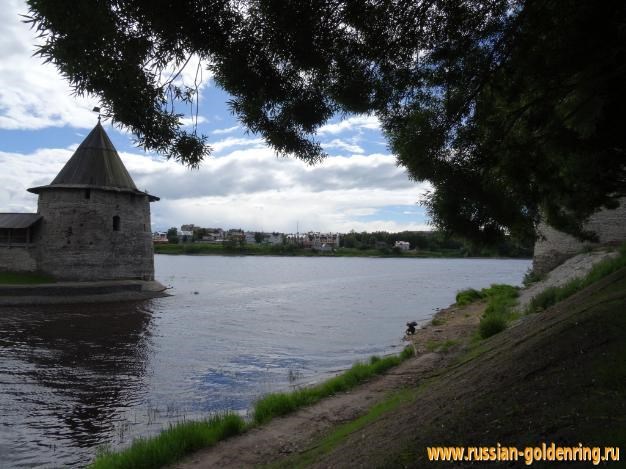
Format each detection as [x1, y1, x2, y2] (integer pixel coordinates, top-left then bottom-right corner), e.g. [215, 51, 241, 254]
[533, 198, 626, 275]
[0, 245, 38, 272]
[34, 188, 154, 281]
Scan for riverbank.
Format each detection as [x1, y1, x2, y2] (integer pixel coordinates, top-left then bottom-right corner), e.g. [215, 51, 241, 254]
[91, 295, 489, 468]
[173, 300, 488, 468]
[90, 251, 625, 468]
[154, 242, 530, 259]
[175, 267, 626, 468]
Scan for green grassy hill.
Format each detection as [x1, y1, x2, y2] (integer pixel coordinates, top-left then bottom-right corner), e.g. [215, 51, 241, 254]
[284, 267, 626, 467]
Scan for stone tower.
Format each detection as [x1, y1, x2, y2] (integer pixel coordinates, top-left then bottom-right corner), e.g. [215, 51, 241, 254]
[27, 121, 159, 281]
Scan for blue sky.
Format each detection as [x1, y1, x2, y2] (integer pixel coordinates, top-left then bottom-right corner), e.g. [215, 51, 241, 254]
[0, 0, 431, 233]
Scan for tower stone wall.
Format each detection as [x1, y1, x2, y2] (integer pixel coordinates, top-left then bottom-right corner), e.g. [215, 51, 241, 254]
[533, 198, 626, 275]
[35, 188, 154, 281]
[0, 246, 38, 272]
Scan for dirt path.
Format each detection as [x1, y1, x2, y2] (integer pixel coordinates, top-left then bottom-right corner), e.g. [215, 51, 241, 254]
[172, 302, 486, 468]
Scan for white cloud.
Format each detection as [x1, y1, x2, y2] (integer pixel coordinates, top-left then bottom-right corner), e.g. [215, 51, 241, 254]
[2, 142, 430, 233]
[211, 125, 240, 135]
[0, 0, 213, 131]
[210, 136, 265, 153]
[318, 115, 381, 135]
[322, 138, 364, 154]
[0, 0, 96, 129]
[180, 116, 208, 127]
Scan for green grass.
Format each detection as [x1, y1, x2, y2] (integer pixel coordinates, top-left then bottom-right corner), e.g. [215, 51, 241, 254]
[0, 271, 55, 284]
[90, 347, 415, 468]
[526, 244, 626, 314]
[453, 283, 520, 339]
[475, 284, 520, 339]
[90, 413, 245, 469]
[478, 315, 508, 338]
[252, 347, 415, 425]
[522, 268, 545, 286]
[430, 317, 446, 326]
[455, 288, 484, 306]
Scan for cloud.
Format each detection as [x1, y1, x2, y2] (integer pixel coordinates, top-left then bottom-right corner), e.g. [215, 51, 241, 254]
[180, 116, 208, 127]
[0, 0, 97, 129]
[317, 115, 381, 135]
[211, 125, 240, 135]
[210, 137, 265, 153]
[322, 138, 364, 154]
[2, 142, 430, 233]
[0, 0, 213, 131]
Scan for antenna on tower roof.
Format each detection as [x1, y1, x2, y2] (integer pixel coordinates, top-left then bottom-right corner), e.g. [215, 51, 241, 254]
[92, 106, 101, 122]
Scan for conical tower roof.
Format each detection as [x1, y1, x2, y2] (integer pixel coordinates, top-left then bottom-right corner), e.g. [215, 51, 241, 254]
[28, 121, 158, 201]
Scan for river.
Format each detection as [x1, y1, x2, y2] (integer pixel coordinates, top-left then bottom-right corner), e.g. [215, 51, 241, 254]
[0, 255, 530, 467]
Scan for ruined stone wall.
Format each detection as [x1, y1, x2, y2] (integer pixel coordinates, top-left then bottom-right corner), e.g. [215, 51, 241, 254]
[533, 198, 626, 274]
[35, 188, 155, 281]
[0, 246, 38, 272]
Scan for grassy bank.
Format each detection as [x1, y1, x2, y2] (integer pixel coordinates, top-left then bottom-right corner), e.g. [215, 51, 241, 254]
[455, 284, 519, 338]
[89, 347, 415, 468]
[0, 271, 55, 284]
[280, 267, 626, 467]
[91, 414, 245, 469]
[454, 244, 626, 340]
[154, 242, 524, 259]
[253, 347, 414, 425]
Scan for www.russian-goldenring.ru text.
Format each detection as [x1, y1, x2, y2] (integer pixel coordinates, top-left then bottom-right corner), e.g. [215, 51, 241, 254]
[427, 442, 620, 465]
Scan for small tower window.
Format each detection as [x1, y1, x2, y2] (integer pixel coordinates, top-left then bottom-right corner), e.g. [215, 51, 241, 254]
[85, 188, 91, 199]
[113, 216, 121, 231]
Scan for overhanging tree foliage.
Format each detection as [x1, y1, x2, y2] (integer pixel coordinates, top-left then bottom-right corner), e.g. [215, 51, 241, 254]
[25, 0, 626, 243]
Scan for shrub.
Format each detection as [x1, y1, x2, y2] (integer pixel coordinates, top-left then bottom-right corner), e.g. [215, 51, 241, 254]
[455, 288, 484, 306]
[522, 268, 545, 286]
[479, 315, 507, 338]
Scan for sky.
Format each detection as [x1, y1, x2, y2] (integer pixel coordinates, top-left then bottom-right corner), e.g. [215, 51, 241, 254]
[0, 0, 431, 234]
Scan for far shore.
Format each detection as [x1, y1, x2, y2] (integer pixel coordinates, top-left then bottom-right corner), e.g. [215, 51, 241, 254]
[154, 243, 531, 260]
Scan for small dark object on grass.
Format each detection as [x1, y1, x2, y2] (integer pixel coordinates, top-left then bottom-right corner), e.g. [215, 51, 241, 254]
[406, 321, 418, 335]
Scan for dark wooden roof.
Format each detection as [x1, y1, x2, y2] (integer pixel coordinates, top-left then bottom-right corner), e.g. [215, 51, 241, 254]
[28, 122, 159, 201]
[0, 213, 42, 229]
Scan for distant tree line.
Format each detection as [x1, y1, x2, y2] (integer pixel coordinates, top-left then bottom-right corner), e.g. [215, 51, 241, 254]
[340, 231, 532, 258]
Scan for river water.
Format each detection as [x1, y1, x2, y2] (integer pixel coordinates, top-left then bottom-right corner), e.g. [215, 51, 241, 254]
[0, 255, 530, 467]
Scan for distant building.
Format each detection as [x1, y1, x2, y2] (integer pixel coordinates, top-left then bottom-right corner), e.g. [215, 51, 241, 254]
[152, 232, 169, 244]
[394, 241, 410, 251]
[178, 230, 193, 242]
[198, 228, 224, 243]
[287, 232, 340, 249]
[0, 121, 159, 280]
[265, 232, 284, 245]
[244, 231, 284, 245]
[226, 229, 245, 242]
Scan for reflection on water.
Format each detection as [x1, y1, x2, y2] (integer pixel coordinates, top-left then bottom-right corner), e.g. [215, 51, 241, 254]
[0, 256, 530, 467]
[0, 302, 153, 467]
